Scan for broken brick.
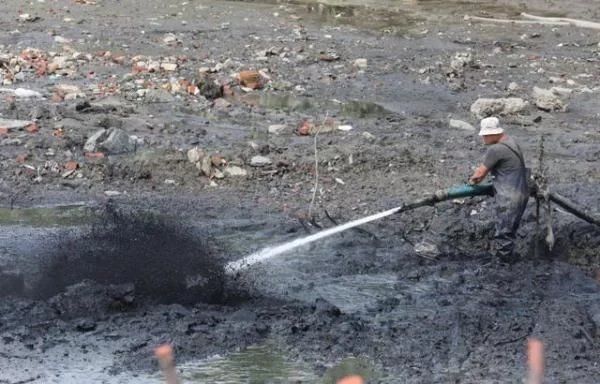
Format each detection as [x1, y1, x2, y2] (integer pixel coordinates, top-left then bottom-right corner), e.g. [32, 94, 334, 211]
[85, 152, 106, 160]
[64, 160, 79, 171]
[238, 70, 263, 90]
[16, 154, 29, 164]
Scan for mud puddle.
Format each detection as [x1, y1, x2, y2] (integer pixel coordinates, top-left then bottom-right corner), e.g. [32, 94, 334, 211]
[180, 344, 318, 382]
[0, 204, 95, 227]
[228, 0, 556, 33]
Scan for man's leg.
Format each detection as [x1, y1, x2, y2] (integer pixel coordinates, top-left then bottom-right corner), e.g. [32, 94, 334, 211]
[493, 226, 516, 262]
[492, 204, 519, 262]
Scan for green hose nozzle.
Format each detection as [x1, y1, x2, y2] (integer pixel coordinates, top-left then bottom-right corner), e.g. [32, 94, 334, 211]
[443, 183, 494, 200]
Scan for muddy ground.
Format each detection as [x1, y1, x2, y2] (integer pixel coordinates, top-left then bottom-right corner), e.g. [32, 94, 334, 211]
[0, 0, 599, 383]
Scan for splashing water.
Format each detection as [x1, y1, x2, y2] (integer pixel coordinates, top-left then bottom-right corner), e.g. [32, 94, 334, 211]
[225, 206, 402, 274]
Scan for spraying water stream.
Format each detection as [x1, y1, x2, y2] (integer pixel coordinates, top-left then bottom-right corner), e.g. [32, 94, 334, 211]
[225, 206, 402, 274]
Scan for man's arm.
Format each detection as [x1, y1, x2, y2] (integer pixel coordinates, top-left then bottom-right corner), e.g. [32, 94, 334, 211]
[469, 164, 489, 185]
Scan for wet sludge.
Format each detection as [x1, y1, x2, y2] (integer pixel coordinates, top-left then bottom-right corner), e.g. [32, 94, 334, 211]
[32, 205, 240, 306]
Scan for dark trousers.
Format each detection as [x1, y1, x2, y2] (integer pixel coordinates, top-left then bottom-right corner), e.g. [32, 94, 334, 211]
[492, 199, 528, 260]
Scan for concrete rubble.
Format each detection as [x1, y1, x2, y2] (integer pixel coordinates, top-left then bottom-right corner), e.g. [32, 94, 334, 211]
[470, 97, 528, 118]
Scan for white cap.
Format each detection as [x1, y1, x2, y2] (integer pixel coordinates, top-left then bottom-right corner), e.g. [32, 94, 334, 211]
[478, 117, 504, 136]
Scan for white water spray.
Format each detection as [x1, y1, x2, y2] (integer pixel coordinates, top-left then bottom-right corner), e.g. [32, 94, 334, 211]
[225, 206, 402, 274]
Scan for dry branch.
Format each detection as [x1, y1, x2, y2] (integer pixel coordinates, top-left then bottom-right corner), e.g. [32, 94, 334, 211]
[521, 13, 600, 30]
[464, 15, 569, 26]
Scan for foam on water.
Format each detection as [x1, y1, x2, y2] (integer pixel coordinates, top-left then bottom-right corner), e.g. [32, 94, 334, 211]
[225, 206, 401, 274]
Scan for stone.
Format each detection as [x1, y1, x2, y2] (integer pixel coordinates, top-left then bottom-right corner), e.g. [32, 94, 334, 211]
[354, 58, 368, 69]
[450, 52, 473, 73]
[449, 119, 475, 131]
[470, 97, 528, 118]
[550, 86, 573, 97]
[197, 156, 212, 177]
[268, 124, 287, 135]
[250, 155, 272, 167]
[163, 34, 178, 45]
[224, 166, 248, 177]
[84, 128, 137, 154]
[362, 132, 376, 141]
[532, 87, 567, 112]
[84, 129, 109, 152]
[160, 62, 178, 72]
[213, 169, 225, 179]
[507, 82, 520, 92]
[75, 319, 97, 332]
[187, 147, 205, 164]
[0, 118, 34, 131]
[144, 89, 175, 103]
[10, 88, 42, 98]
[337, 125, 353, 131]
[199, 81, 224, 100]
[414, 240, 439, 257]
[213, 98, 231, 109]
[55, 84, 85, 100]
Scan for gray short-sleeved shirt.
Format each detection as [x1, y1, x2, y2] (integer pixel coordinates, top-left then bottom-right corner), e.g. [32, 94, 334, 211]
[482, 137, 524, 178]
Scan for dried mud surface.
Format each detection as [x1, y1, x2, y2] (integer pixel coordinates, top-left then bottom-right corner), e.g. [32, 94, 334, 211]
[0, 0, 599, 383]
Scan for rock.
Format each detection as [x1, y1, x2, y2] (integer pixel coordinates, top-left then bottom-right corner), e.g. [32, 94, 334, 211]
[84, 129, 108, 152]
[354, 58, 368, 69]
[362, 131, 376, 141]
[449, 119, 475, 131]
[224, 166, 248, 177]
[250, 155, 272, 167]
[507, 82, 520, 92]
[414, 240, 439, 257]
[54, 84, 85, 100]
[163, 34, 179, 45]
[213, 169, 225, 179]
[213, 98, 231, 109]
[470, 97, 528, 118]
[337, 125, 353, 131]
[450, 52, 473, 73]
[160, 62, 178, 72]
[550, 86, 573, 97]
[0, 118, 35, 132]
[19, 13, 39, 22]
[84, 128, 137, 154]
[0, 88, 43, 98]
[532, 87, 567, 112]
[15, 88, 42, 98]
[268, 124, 287, 135]
[198, 77, 224, 100]
[144, 89, 175, 103]
[54, 36, 71, 44]
[187, 147, 205, 164]
[75, 319, 97, 332]
[197, 156, 212, 177]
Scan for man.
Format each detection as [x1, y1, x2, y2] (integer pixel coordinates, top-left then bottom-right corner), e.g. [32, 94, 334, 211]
[469, 117, 529, 262]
